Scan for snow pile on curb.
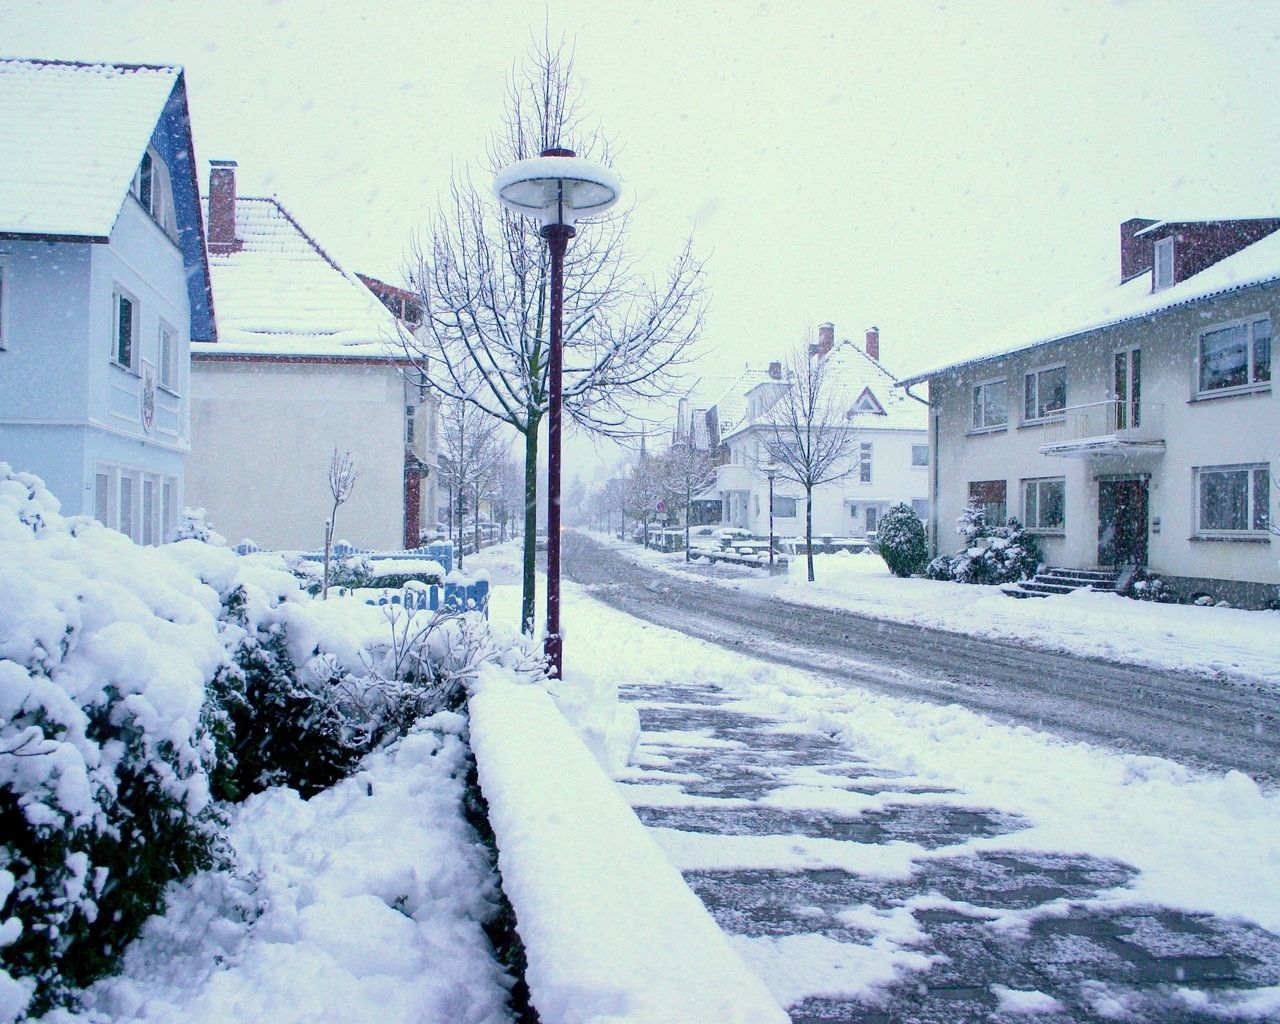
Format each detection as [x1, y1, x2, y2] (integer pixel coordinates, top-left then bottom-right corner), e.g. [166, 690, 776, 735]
[468, 668, 788, 1024]
[64, 714, 514, 1024]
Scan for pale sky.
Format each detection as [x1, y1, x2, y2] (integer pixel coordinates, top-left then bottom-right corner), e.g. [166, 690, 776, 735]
[6, 0, 1280, 385]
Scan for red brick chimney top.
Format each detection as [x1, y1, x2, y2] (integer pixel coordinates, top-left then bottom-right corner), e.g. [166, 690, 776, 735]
[865, 327, 880, 362]
[816, 322, 834, 358]
[768, 360, 782, 380]
[208, 159, 242, 254]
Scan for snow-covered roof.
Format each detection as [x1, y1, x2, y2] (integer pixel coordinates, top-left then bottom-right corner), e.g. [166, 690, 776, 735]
[900, 226, 1280, 387]
[706, 368, 774, 438]
[0, 59, 180, 237]
[194, 197, 403, 358]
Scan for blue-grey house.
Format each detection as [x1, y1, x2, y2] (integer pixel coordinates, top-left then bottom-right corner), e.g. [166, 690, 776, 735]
[0, 59, 215, 543]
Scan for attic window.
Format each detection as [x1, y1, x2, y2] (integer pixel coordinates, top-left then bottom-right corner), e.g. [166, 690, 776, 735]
[850, 387, 886, 416]
[1153, 237, 1174, 290]
[132, 147, 179, 244]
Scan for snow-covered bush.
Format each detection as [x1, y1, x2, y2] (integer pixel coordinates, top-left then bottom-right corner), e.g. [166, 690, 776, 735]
[926, 506, 1043, 585]
[0, 468, 227, 1016]
[875, 503, 928, 578]
[1128, 569, 1174, 603]
[174, 507, 225, 546]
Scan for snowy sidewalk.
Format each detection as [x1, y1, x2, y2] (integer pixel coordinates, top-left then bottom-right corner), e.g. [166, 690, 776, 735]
[617, 679, 1280, 1022]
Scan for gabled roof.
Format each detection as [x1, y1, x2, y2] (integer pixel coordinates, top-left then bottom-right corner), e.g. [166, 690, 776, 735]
[0, 59, 182, 238]
[901, 223, 1280, 387]
[194, 197, 404, 358]
[809, 339, 927, 432]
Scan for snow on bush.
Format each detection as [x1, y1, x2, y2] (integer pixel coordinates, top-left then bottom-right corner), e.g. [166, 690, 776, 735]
[926, 506, 1043, 585]
[875, 503, 928, 578]
[0, 465, 512, 1018]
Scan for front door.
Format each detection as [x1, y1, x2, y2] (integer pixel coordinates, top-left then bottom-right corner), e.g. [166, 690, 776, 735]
[1098, 477, 1148, 566]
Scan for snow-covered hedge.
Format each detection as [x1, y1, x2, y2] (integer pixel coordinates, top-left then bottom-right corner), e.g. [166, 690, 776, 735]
[0, 465, 503, 1019]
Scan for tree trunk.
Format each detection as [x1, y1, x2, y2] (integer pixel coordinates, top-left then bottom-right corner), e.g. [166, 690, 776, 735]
[806, 488, 815, 582]
[521, 421, 540, 635]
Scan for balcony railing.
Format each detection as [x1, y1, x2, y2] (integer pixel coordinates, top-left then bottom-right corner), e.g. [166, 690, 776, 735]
[1038, 401, 1165, 457]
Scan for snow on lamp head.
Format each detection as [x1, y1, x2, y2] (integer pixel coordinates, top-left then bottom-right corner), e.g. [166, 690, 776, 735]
[493, 148, 621, 230]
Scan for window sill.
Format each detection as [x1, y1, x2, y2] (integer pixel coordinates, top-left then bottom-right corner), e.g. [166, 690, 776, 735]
[1189, 384, 1271, 403]
[1026, 530, 1065, 537]
[966, 425, 1008, 436]
[1189, 534, 1272, 543]
[158, 384, 181, 398]
[110, 361, 139, 377]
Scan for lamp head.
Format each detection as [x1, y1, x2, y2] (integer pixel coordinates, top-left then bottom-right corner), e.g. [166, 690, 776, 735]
[494, 148, 621, 229]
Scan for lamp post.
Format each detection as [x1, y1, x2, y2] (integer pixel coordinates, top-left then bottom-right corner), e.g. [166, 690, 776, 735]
[494, 149, 620, 679]
[766, 465, 778, 571]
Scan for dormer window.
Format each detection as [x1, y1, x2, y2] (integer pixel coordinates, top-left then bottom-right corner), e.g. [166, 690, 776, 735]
[131, 146, 179, 244]
[1153, 237, 1174, 290]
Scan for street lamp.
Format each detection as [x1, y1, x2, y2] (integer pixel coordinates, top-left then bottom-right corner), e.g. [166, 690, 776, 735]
[494, 149, 620, 679]
[766, 465, 778, 571]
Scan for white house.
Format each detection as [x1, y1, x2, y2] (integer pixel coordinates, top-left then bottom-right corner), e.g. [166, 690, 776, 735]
[899, 216, 1280, 607]
[186, 161, 438, 551]
[0, 59, 216, 543]
[715, 324, 930, 541]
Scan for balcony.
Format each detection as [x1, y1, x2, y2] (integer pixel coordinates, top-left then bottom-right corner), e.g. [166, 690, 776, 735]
[1038, 401, 1165, 458]
[715, 463, 754, 492]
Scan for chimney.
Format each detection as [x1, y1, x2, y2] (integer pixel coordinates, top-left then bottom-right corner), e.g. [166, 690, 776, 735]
[1120, 217, 1158, 282]
[817, 322, 835, 357]
[768, 360, 782, 380]
[208, 160, 242, 253]
[865, 326, 880, 362]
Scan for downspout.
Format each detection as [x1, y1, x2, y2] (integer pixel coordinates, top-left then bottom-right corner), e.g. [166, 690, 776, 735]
[902, 382, 938, 558]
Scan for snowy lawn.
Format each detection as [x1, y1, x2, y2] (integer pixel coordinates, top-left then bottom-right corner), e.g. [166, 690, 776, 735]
[600, 532, 1280, 688]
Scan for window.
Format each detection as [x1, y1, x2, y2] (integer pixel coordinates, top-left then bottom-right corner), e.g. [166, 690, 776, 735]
[969, 480, 1007, 527]
[911, 444, 930, 467]
[120, 475, 134, 540]
[158, 321, 178, 391]
[0, 260, 7, 351]
[1023, 478, 1066, 532]
[865, 506, 880, 533]
[113, 287, 138, 371]
[132, 147, 178, 242]
[1197, 317, 1271, 397]
[848, 503, 858, 519]
[911, 498, 929, 521]
[1024, 365, 1066, 422]
[162, 479, 175, 543]
[1195, 465, 1270, 537]
[858, 442, 872, 483]
[1154, 237, 1174, 290]
[772, 495, 797, 518]
[95, 472, 110, 525]
[1114, 347, 1141, 429]
[142, 479, 155, 546]
[971, 378, 1007, 431]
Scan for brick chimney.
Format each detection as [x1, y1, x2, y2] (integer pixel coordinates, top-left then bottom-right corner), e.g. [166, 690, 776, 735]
[864, 326, 880, 362]
[768, 360, 782, 380]
[1120, 217, 1158, 282]
[816, 322, 835, 358]
[208, 160, 242, 254]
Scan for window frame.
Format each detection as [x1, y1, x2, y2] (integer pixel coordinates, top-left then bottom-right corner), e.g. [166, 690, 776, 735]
[1194, 315, 1271, 400]
[0, 257, 7, 352]
[968, 479, 1008, 528]
[132, 146, 179, 243]
[1153, 237, 1175, 290]
[1023, 364, 1067, 424]
[111, 285, 140, 373]
[911, 443, 930, 467]
[158, 319, 180, 393]
[970, 377, 1008, 433]
[1194, 464, 1271, 539]
[771, 495, 798, 519]
[1021, 477, 1066, 534]
[858, 442, 872, 484]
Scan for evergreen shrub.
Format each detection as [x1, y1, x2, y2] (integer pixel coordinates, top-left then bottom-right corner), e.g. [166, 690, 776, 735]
[926, 506, 1043, 585]
[875, 503, 929, 577]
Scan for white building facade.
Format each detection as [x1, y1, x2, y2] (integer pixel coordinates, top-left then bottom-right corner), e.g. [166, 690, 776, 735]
[902, 217, 1279, 607]
[716, 325, 930, 541]
[0, 60, 216, 543]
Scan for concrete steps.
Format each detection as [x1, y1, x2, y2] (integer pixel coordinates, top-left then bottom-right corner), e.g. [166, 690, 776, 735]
[1004, 567, 1119, 600]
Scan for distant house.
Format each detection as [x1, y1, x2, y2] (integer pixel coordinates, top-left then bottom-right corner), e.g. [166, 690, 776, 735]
[899, 216, 1280, 607]
[186, 161, 438, 551]
[714, 324, 930, 539]
[0, 59, 216, 543]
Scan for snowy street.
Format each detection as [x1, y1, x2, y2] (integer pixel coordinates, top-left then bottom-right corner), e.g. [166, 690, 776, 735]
[560, 532, 1280, 783]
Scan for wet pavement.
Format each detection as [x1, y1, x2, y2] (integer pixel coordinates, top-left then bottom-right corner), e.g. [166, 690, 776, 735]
[619, 679, 1280, 1023]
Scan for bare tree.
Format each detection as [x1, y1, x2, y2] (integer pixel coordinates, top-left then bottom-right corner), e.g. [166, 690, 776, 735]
[438, 395, 506, 571]
[756, 339, 863, 582]
[401, 37, 707, 634]
[323, 449, 360, 600]
[625, 449, 665, 548]
[663, 440, 718, 561]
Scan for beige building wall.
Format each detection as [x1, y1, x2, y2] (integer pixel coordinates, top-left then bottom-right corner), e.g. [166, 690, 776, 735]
[188, 359, 407, 551]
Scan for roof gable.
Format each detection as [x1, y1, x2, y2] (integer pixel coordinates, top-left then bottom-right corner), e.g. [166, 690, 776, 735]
[0, 59, 183, 238]
[850, 386, 886, 415]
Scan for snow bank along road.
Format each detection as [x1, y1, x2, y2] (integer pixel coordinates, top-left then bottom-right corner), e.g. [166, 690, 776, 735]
[560, 533, 1279, 785]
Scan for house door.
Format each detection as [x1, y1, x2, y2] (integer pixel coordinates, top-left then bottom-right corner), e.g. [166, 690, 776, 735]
[1097, 477, 1148, 566]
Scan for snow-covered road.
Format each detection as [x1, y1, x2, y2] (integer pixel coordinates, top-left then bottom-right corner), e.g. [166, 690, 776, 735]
[561, 532, 1280, 784]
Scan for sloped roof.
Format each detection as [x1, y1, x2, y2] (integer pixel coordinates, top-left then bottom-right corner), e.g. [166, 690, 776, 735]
[0, 59, 180, 237]
[706, 368, 774, 438]
[901, 225, 1280, 386]
[194, 197, 403, 357]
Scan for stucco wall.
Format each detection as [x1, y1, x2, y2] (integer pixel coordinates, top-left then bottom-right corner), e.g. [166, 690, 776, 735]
[188, 359, 406, 551]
